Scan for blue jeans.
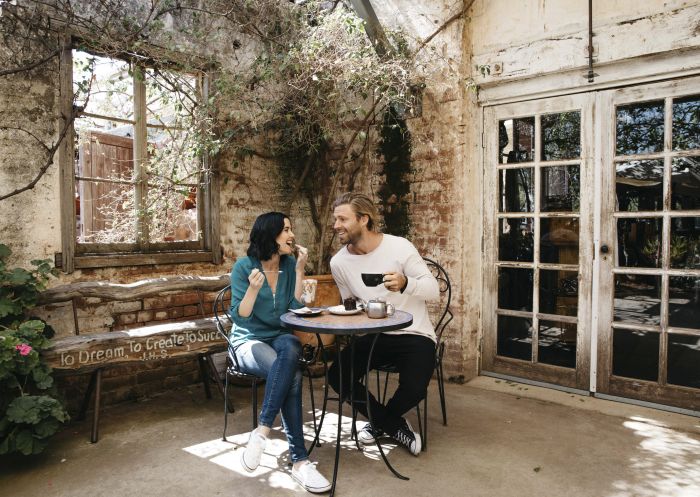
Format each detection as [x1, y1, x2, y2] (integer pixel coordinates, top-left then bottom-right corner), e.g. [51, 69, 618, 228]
[234, 333, 308, 463]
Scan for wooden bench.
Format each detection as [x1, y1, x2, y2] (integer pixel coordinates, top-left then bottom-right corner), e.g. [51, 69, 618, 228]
[39, 275, 230, 442]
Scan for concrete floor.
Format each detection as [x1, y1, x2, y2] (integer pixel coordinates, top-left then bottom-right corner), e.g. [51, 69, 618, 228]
[1, 376, 699, 497]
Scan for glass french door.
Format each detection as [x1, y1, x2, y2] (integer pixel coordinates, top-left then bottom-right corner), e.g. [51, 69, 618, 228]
[483, 94, 594, 390]
[483, 78, 700, 410]
[596, 77, 700, 411]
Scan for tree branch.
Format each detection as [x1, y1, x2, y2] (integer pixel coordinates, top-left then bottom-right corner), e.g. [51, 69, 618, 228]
[415, 1, 474, 53]
[0, 48, 61, 77]
[0, 111, 76, 201]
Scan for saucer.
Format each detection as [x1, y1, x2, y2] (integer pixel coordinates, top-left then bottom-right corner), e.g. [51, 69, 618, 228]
[289, 307, 323, 317]
[327, 305, 362, 316]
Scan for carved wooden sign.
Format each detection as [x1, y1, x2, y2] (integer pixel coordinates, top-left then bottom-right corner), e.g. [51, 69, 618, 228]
[43, 318, 229, 373]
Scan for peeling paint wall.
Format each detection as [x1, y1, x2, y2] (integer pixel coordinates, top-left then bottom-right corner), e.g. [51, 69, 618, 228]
[470, 0, 700, 87]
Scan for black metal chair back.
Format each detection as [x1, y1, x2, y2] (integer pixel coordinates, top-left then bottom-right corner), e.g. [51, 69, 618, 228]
[211, 284, 321, 445]
[366, 257, 453, 451]
[212, 284, 260, 438]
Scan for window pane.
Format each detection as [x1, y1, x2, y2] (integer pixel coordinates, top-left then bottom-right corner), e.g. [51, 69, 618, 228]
[616, 101, 664, 156]
[499, 168, 534, 212]
[541, 165, 580, 212]
[540, 111, 580, 161]
[540, 218, 579, 264]
[670, 217, 700, 269]
[74, 51, 133, 120]
[499, 118, 535, 164]
[671, 157, 700, 210]
[614, 274, 661, 325]
[616, 218, 662, 268]
[669, 276, 700, 329]
[538, 320, 576, 368]
[146, 127, 201, 243]
[145, 69, 198, 127]
[497, 315, 532, 361]
[76, 180, 137, 243]
[667, 333, 700, 389]
[498, 218, 534, 262]
[498, 267, 533, 312]
[74, 117, 137, 244]
[672, 94, 700, 151]
[539, 269, 578, 316]
[612, 329, 659, 382]
[616, 160, 664, 212]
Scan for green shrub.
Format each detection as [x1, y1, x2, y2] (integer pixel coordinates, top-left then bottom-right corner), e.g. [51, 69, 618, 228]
[0, 244, 69, 455]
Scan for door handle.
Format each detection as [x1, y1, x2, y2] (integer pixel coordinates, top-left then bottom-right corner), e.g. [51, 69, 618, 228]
[600, 244, 609, 254]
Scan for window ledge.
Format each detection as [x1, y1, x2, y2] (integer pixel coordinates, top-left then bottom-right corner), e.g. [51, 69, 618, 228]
[73, 251, 216, 269]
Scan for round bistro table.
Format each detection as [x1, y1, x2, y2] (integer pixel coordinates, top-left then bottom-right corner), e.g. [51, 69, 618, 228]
[280, 308, 413, 497]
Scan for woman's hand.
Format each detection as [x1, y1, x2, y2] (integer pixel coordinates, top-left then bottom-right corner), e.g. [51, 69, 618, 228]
[248, 268, 265, 291]
[295, 245, 308, 271]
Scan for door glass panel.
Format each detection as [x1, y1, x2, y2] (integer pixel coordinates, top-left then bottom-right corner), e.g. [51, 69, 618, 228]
[499, 118, 535, 164]
[538, 320, 576, 368]
[672, 94, 700, 151]
[539, 269, 578, 316]
[541, 111, 581, 161]
[614, 274, 662, 325]
[615, 160, 664, 211]
[616, 218, 662, 268]
[541, 165, 580, 212]
[498, 218, 534, 262]
[616, 100, 664, 155]
[612, 329, 659, 381]
[671, 157, 700, 210]
[540, 218, 579, 264]
[497, 315, 532, 361]
[669, 276, 700, 329]
[498, 267, 533, 311]
[670, 217, 700, 269]
[667, 333, 700, 388]
[499, 168, 534, 212]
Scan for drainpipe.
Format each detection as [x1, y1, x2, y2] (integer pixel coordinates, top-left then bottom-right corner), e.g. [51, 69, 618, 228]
[586, 0, 596, 83]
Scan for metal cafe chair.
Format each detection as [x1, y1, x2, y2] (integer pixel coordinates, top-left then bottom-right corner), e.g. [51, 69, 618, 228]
[369, 257, 453, 451]
[210, 285, 320, 442]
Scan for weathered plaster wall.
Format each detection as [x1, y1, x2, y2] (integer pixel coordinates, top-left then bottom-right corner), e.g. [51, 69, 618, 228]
[469, 0, 700, 89]
[0, 59, 62, 266]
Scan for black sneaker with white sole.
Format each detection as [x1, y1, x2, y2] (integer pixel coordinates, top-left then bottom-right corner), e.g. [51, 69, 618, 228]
[392, 419, 421, 456]
[357, 423, 384, 444]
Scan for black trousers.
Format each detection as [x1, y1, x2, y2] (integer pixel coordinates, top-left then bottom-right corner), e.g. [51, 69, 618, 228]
[327, 333, 436, 436]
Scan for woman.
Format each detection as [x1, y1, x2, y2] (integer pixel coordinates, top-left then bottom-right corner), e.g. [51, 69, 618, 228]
[229, 211, 331, 494]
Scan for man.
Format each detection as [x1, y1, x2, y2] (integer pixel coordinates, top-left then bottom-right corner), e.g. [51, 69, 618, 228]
[327, 192, 439, 456]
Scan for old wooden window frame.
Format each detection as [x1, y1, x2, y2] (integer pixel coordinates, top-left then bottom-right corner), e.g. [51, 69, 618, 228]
[58, 37, 221, 272]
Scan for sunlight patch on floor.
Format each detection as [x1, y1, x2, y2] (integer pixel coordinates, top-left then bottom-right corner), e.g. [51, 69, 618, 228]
[608, 416, 700, 497]
[182, 432, 301, 492]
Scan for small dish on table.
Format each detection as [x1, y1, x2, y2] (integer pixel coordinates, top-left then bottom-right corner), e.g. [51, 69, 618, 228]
[327, 305, 362, 316]
[289, 307, 324, 317]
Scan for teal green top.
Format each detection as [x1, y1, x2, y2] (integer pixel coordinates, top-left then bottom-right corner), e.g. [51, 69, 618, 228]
[229, 255, 303, 344]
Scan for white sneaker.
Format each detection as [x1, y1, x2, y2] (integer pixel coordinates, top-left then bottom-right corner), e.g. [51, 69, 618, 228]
[240, 430, 267, 472]
[357, 423, 383, 445]
[292, 461, 332, 494]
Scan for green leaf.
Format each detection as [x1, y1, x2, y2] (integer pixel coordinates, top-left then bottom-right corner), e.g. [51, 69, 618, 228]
[0, 299, 18, 318]
[0, 245, 10, 259]
[6, 396, 42, 424]
[15, 429, 47, 455]
[8, 268, 31, 285]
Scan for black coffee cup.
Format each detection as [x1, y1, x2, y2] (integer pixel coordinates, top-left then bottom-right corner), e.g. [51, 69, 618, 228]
[361, 273, 384, 287]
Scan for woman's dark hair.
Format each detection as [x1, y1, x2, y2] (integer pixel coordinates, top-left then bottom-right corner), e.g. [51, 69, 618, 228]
[247, 211, 289, 261]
